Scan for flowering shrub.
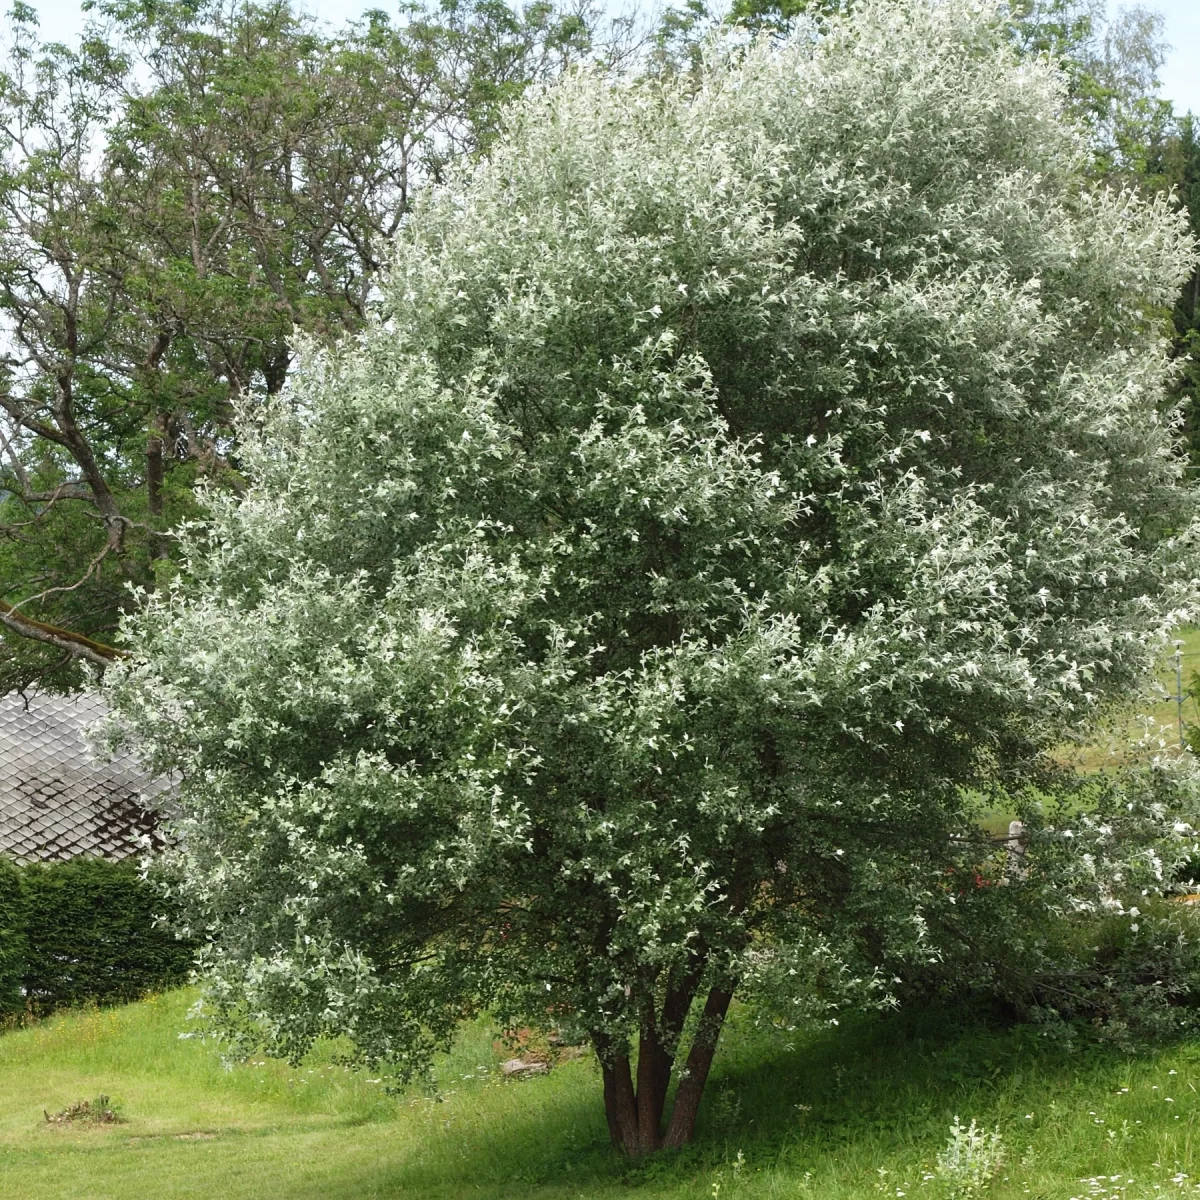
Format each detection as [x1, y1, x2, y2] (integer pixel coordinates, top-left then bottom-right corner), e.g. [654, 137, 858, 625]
[883, 769, 1200, 1047]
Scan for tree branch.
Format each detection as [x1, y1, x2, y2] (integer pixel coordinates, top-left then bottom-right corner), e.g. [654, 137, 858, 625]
[0, 598, 128, 667]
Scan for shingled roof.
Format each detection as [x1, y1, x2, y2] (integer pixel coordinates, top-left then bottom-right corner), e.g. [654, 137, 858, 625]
[0, 690, 171, 864]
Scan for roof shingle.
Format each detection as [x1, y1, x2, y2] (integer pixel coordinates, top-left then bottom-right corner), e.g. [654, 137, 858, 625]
[0, 691, 170, 864]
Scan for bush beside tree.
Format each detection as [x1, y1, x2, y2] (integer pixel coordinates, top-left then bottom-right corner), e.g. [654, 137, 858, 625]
[880, 771, 1200, 1052]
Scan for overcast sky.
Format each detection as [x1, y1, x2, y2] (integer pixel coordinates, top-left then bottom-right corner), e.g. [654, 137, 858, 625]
[22, 0, 1200, 116]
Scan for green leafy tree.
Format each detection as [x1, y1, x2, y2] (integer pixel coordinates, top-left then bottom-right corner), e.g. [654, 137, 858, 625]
[0, 0, 602, 691]
[1061, 2, 1174, 187]
[726, 0, 842, 37]
[108, 0, 1198, 1155]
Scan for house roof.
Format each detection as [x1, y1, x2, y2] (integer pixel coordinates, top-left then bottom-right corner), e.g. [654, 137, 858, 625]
[0, 690, 171, 864]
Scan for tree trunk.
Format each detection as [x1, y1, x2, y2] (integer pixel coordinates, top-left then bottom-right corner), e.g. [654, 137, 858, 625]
[594, 979, 733, 1157]
[596, 1033, 639, 1151]
[662, 986, 733, 1149]
[143, 332, 172, 562]
[146, 410, 167, 560]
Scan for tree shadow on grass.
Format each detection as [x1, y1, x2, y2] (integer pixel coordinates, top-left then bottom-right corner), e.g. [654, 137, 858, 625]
[278, 1003, 1141, 1200]
[672, 1003, 1141, 1185]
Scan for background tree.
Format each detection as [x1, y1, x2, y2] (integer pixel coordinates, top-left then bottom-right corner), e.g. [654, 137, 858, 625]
[1170, 115, 1200, 450]
[0, 0, 604, 691]
[108, 0, 1199, 1156]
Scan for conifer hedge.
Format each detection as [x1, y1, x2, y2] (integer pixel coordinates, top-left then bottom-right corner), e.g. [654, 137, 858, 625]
[0, 857, 192, 1017]
[0, 858, 26, 1015]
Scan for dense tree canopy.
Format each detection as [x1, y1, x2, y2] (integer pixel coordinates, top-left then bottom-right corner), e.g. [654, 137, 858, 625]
[725, 0, 1177, 177]
[3, 0, 1196, 695]
[0, 0, 605, 691]
[110, 0, 1197, 1154]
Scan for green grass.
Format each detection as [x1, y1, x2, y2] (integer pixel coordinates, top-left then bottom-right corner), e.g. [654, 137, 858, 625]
[1, 991, 1199, 1199]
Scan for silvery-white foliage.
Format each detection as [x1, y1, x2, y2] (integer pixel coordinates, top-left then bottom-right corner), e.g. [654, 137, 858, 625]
[107, 0, 1198, 1073]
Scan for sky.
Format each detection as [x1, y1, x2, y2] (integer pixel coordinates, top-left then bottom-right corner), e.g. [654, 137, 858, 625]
[21, 0, 1200, 116]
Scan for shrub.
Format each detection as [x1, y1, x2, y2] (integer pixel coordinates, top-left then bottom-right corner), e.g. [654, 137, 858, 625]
[933, 1118, 1004, 1199]
[887, 777, 1200, 1049]
[899, 904, 1200, 1051]
[19, 857, 192, 1012]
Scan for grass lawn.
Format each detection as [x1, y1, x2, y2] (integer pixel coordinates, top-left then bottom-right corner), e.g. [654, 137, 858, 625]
[1, 990, 1199, 1199]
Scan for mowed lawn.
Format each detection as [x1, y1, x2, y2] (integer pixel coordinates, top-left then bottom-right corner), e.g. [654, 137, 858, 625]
[1, 989, 1199, 1199]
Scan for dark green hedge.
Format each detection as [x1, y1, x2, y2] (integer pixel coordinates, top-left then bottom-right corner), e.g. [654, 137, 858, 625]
[0, 857, 27, 1016]
[0, 857, 193, 1016]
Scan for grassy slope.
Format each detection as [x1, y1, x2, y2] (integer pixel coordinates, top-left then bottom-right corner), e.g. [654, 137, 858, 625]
[1, 990, 1199, 1199]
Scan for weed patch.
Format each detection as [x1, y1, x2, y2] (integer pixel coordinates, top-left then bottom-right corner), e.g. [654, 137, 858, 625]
[43, 1094, 123, 1126]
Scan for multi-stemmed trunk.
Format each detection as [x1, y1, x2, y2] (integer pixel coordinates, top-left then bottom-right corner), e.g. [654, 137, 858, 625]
[594, 983, 734, 1157]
